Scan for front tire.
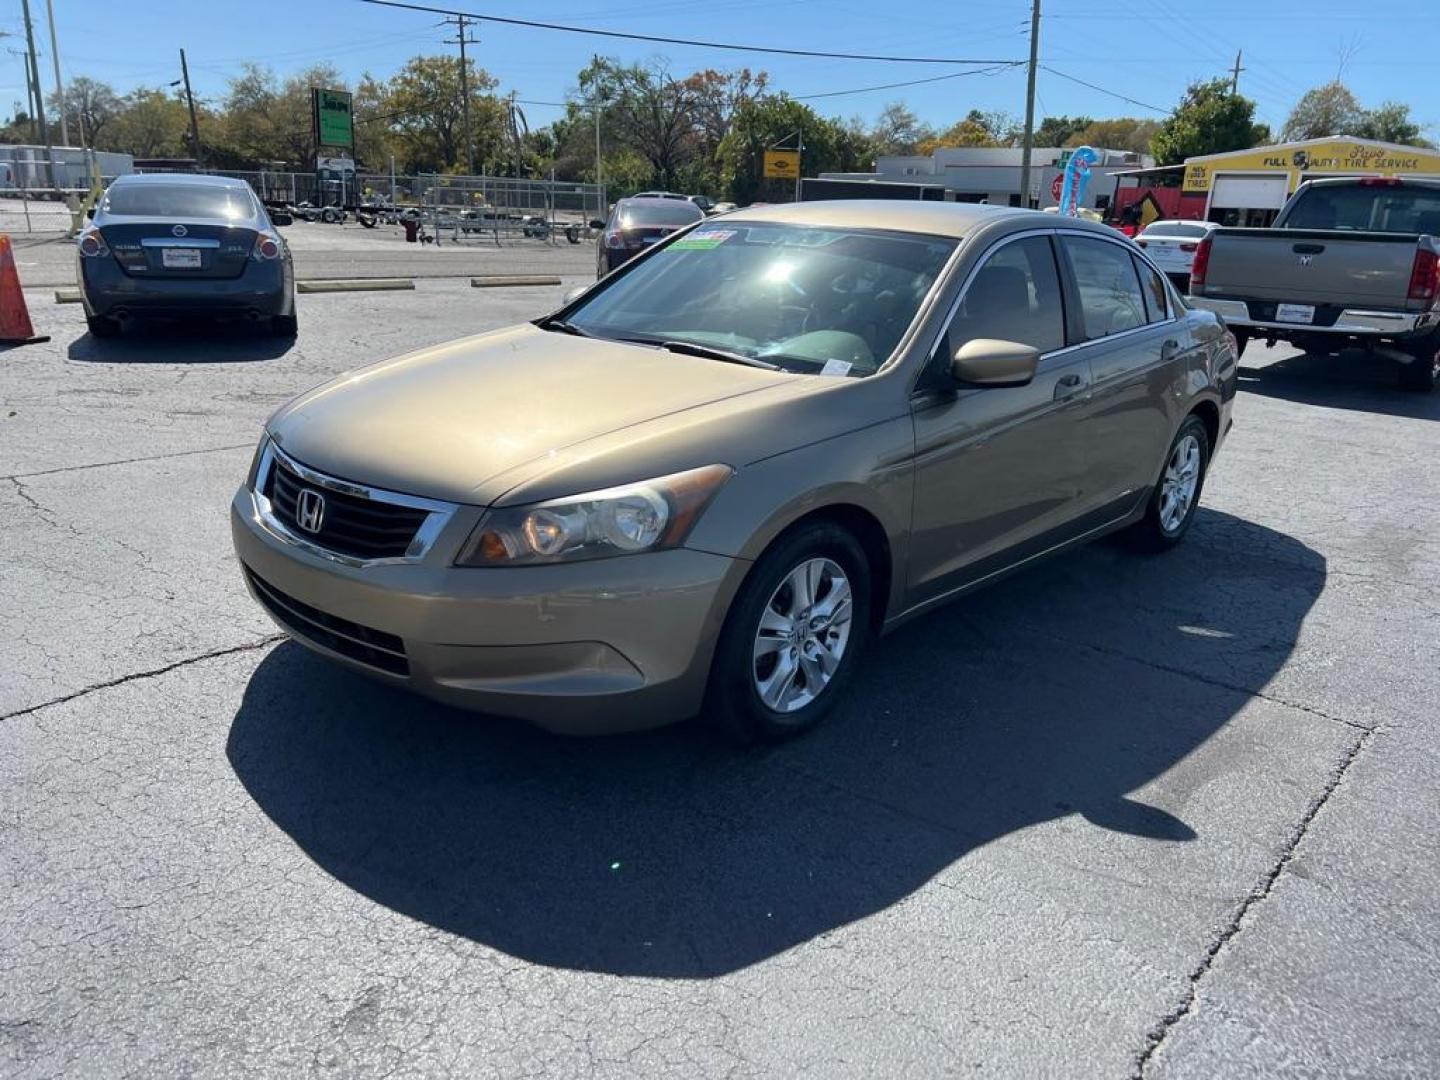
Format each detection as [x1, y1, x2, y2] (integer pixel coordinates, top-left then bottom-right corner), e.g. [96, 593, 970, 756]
[1125, 415, 1211, 552]
[704, 523, 872, 743]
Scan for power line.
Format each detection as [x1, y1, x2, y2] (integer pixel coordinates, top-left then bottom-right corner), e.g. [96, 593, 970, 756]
[1038, 65, 1167, 114]
[793, 63, 1020, 101]
[359, 0, 1025, 64]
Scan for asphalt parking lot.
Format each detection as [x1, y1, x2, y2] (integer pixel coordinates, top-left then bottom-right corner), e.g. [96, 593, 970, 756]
[3, 238, 1438, 1077]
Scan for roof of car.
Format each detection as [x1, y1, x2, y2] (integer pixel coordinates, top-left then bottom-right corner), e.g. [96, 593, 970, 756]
[619, 196, 705, 211]
[110, 172, 251, 188]
[720, 199, 1079, 239]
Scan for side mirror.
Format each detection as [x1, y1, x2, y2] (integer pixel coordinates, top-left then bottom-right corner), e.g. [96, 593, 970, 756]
[271, 212, 293, 227]
[589, 219, 606, 231]
[563, 285, 588, 305]
[951, 338, 1040, 387]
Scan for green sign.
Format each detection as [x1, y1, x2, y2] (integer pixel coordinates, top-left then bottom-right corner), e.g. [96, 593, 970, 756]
[312, 88, 353, 149]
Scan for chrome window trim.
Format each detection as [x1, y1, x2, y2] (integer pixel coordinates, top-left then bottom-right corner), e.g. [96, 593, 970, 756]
[922, 227, 1073, 379]
[248, 440, 457, 568]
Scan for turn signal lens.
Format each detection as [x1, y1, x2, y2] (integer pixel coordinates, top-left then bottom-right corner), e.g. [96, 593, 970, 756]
[457, 464, 734, 566]
[1189, 236, 1213, 290]
[1406, 247, 1439, 305]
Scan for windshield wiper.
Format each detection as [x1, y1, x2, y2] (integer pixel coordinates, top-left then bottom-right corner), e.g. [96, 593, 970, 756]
[633, 338, 780, 371]
[535, 316, 597, 338]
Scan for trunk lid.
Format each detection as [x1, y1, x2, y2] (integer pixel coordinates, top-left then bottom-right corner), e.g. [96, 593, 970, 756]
[1201, 228, 1423, 308]
[98, 221, 258, 280]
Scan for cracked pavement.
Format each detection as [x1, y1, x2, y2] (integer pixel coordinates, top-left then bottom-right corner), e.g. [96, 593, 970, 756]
[2, 256, 1438, 1077]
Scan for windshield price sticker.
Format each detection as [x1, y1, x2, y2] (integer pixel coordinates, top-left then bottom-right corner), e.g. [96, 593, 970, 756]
[672, 230, 735, 250]
[819, 359, 853, 377]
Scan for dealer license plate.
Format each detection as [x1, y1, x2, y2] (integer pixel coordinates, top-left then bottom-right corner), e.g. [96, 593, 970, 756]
[1275, 303, 1315, 324]
[161, 247, 202, 269]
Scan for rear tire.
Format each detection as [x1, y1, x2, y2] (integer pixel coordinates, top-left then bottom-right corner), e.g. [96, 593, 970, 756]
[704, 522, 872, 744]
[1124, 415, 1211, 553]
[1399, 331, 1439, 392]
[86, 314, 121, 339]
[271, 313, 298, 338]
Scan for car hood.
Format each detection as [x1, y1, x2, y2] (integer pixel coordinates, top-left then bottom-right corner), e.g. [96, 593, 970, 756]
[267, 323, 795, 505]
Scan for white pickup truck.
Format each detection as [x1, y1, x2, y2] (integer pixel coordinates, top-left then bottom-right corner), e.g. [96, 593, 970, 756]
[1188, 177, 1440, 391]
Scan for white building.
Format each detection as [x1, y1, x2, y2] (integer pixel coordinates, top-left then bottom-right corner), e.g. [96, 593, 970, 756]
[821, 146, 1152, 211]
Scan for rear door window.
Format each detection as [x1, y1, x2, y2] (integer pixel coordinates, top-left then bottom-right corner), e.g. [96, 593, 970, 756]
[1132, 255, 1170, 323]
[1060, 236, 1148, 340]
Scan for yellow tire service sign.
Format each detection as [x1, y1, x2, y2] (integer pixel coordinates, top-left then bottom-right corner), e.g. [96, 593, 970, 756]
[764, 151, 800, 179]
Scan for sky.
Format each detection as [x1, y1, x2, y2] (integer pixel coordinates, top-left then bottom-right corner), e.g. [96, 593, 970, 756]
[3, 0, 1436, 144]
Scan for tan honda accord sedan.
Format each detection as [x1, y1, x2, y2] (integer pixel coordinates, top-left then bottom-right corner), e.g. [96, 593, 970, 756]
[232, 201, 1238, 741]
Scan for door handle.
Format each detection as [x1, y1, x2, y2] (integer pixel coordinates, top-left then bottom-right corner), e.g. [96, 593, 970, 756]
[1053, 372, 1086, 401]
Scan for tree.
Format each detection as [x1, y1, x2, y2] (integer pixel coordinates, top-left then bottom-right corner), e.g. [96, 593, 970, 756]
[1282, 80, 1364, 142]
[718, 95, 859, 204]
[1354, 102, 1423, 145]
[1069, 117, 1159, 154]
[47, 77, 123, 147]
[1036, 115, 1093, 147]
[918, 109, 1012, 153]
[107, 88, 192, 158]
[869, 102, 932, 155]
[369, 55, 503, 173]
[578, 58, 700, 191]
[1151, 79, 1268, 166]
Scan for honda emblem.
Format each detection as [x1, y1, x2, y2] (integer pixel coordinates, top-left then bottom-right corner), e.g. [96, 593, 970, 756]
[295, 488, 326, 534]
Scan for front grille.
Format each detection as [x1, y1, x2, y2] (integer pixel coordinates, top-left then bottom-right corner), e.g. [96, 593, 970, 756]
[266, 457, 429, 560]
[245, 568, 410, 677]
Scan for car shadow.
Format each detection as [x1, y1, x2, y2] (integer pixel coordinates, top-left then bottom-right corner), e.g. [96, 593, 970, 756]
[228, 509, 1324, 978]
[67, 319, 295, 363]
[1238, 347, 1440, 420]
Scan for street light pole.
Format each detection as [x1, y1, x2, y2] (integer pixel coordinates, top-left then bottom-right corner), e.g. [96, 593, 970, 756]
[18, 0, 55, 189]
[45, 0, 67, 145]
[1018, 0, 1041, 210]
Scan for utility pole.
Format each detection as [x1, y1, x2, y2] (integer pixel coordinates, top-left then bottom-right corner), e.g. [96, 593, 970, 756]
[1230, 50, 1244, 95]
[593, 100, 604, 216]
[443, 15, 479, 176]
[45, 0, 67, 144]
[19, 0, 55, 189]
[1018, 0, 1040, 211]
[178, 48, 202, 168]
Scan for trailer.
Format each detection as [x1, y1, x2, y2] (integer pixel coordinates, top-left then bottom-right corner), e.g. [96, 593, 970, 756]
[0, 145, 134, 195]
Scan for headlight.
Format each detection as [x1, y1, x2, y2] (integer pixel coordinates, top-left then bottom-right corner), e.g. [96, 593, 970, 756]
[456, 464, 733, 566]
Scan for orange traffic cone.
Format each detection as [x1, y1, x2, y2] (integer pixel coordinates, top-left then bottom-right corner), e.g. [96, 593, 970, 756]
[0, 233, 50, 346]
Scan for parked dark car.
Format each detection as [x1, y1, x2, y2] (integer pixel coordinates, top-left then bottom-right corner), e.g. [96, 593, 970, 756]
[598, 196, 706, 276]
[76, 173, 297, 338]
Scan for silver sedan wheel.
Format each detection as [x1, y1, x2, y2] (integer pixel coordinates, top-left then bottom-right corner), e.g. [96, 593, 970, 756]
[1159, 434, 1202, 533]
[752, 557, 853, 714]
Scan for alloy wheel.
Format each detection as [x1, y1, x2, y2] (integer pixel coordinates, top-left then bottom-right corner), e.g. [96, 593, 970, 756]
[1159, 434, 1202, 533]
[752, 557, 853, 713]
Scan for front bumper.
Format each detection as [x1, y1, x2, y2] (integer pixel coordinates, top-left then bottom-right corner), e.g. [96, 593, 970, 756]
[79, 257, 293, 318]
[1190, 296, 1436, 338]
[231, 487, 744, 734]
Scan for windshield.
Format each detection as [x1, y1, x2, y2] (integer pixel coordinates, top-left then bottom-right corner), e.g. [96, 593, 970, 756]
[618, 201, 704, 228]
[566, 222, 957, 376]
[1142, 222, 1209, 239]
[1284, 184, 1440, 233]
[103, 183, 257, 220]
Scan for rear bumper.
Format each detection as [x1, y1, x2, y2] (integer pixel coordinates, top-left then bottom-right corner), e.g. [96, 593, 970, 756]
[1190, 297, 1436, 338]
[79, 258, 293, 318]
